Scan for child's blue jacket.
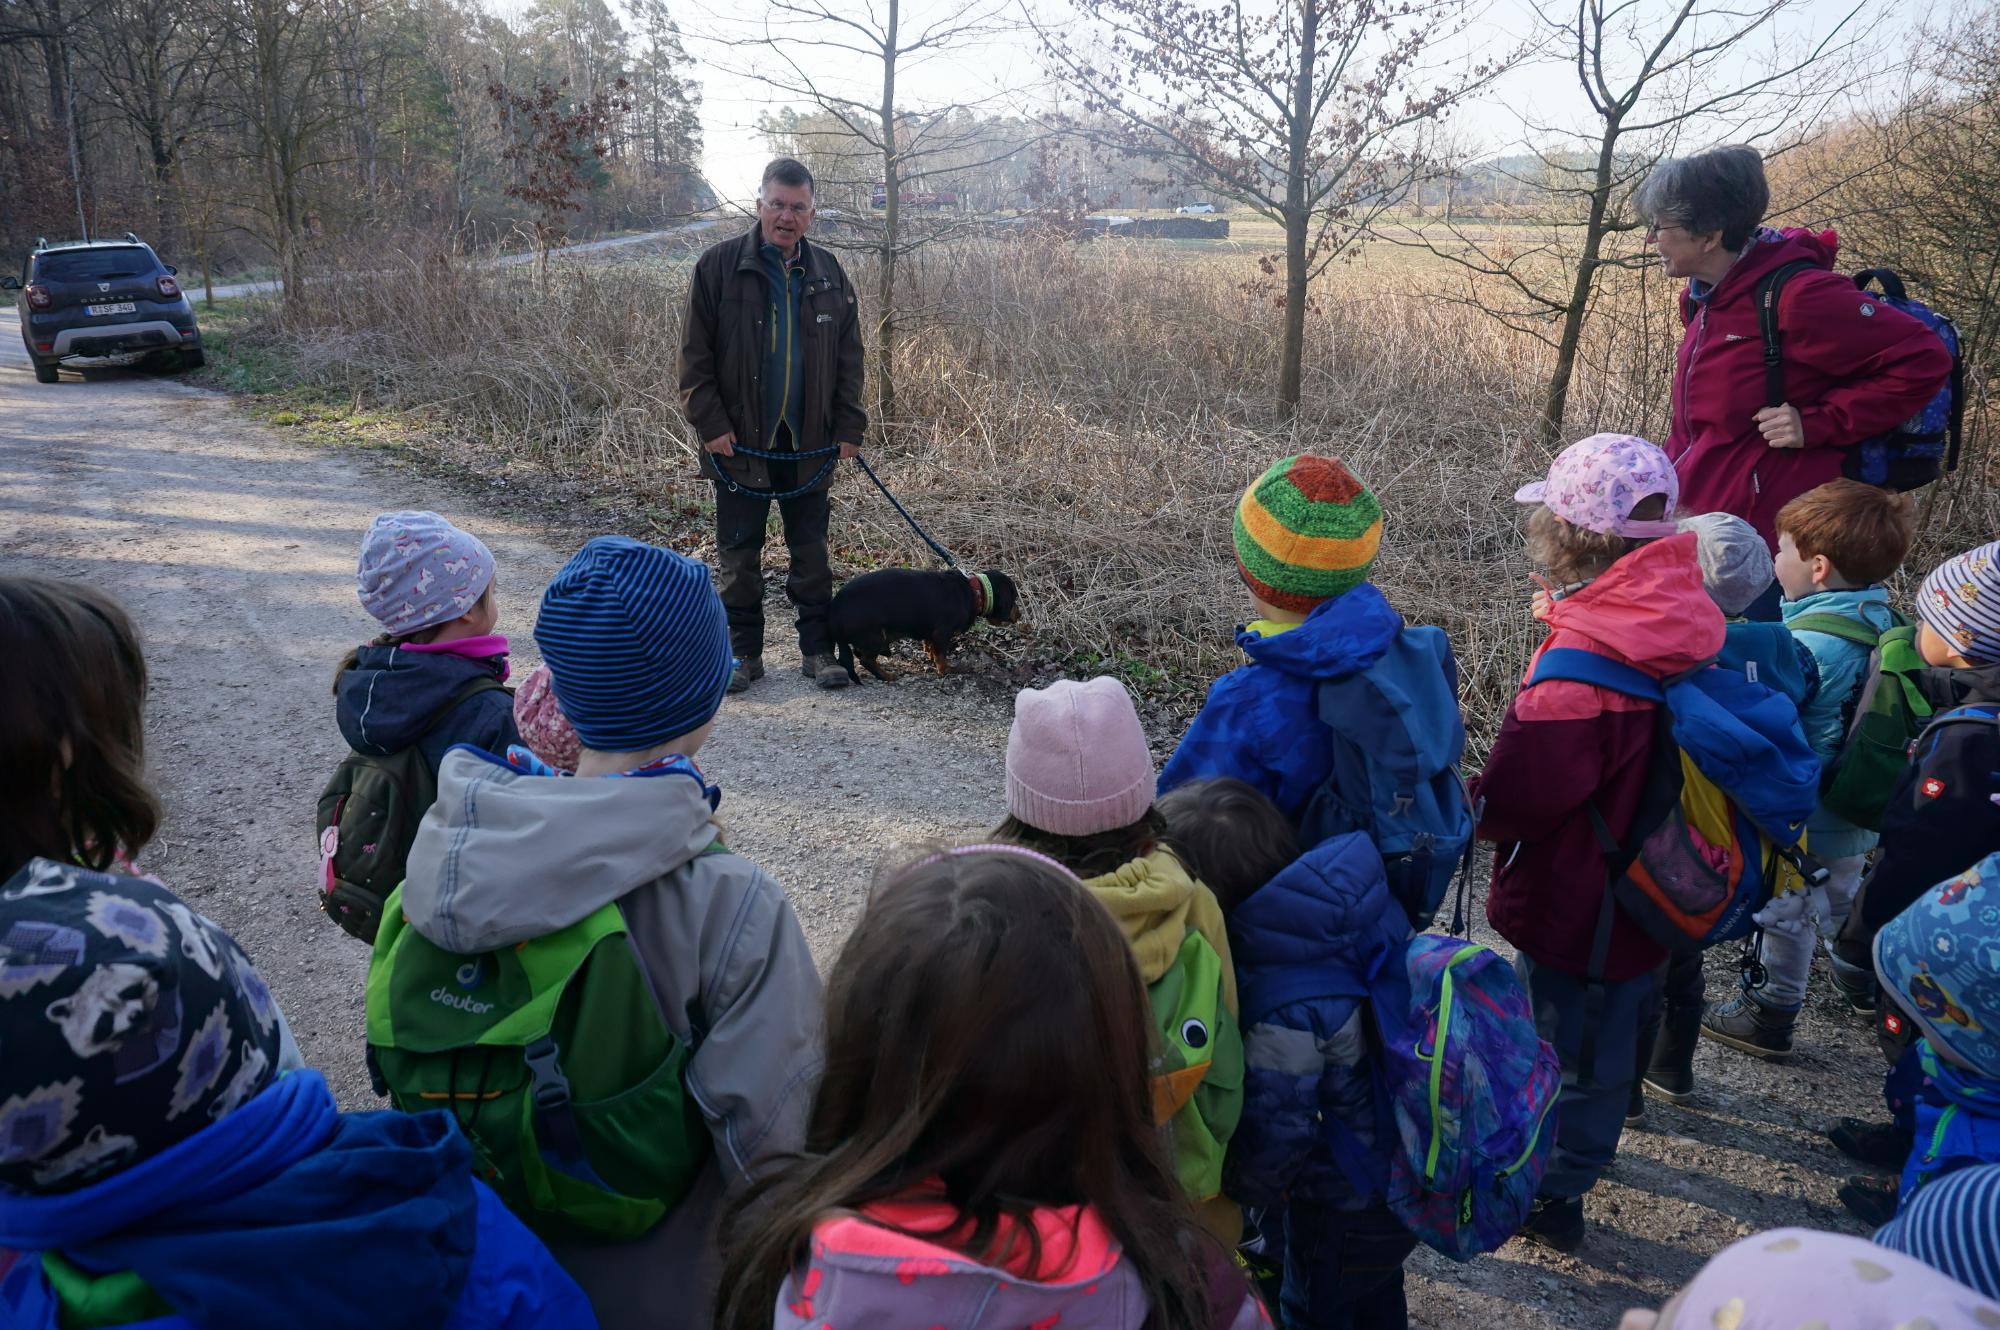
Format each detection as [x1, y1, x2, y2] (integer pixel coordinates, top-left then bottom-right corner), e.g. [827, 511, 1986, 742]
[0, 1070, 595, 1330]
[1224, 832, 1411, 1210]
[1160, 584, 1404, 819]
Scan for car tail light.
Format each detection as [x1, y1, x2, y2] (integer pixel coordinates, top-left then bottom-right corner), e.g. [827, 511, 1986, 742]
[34, 342, 53, 352]
[26, 284, 50, 310]
[156, 274, 180, 298]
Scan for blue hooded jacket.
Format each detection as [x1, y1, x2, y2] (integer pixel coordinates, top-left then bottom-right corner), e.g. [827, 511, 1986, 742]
[1900, 1042, 2000, 1212]
[335, 644, 517, 778]
[1160, 584, 1405, 818]
[0, 1071, 595, 1330]
[1223, 833, 1412, 1210]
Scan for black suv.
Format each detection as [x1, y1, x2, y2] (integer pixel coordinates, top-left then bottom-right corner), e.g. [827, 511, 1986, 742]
[4, 234, 204, 383]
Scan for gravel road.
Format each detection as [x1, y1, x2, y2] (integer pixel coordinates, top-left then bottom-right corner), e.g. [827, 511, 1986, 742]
[0, 315, 1896, 1328]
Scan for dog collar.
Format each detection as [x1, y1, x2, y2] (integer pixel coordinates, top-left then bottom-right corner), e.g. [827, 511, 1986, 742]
[967, 572, 993, 617]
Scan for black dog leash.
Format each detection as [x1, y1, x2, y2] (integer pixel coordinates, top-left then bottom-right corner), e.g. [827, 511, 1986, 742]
[704, 441, 962, 569]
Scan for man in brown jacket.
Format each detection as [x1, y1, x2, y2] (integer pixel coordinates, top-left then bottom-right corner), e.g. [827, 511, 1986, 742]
[678, 157, 868, 693]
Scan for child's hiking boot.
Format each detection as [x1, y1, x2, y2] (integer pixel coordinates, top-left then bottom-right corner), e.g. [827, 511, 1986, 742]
[1518, 1194, 1585, 1253]
[1828, 1117, 1914, 1170]
[1625, 1078, 1646, 1128]
[1700, 993, 1798, 1059]
[1644, 1007, 1701, 1103]
[1838, 1174, 1899, 1227]
[726, 656, 764, 694]
[1827, 945, 1880, 1013]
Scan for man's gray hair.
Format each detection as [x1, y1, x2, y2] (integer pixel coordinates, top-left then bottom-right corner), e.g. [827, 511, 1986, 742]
[1633, 145, 1769, 252]
[760, 157, 815, 198]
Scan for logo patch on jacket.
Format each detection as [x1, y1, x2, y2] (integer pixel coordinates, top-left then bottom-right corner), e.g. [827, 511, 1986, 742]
[1921, 776, 1946, 800]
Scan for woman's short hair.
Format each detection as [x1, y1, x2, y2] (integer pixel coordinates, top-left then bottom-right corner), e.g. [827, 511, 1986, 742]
[1633, 145, 1770, 251]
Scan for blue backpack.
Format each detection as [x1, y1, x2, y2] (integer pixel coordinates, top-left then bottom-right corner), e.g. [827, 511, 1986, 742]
[1372, 936, 1560, 1261]
[1759, 263, 1964, 492]
[1298, 626, 1474, 930]
[1526, 649, 1824, 968]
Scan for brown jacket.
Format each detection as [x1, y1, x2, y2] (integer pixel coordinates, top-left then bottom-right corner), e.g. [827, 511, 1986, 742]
[677, 223, 867, 492]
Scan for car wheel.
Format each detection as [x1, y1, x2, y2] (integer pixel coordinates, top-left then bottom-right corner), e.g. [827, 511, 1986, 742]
[179, 348, 205, 371]
[32, 358, 58, 384]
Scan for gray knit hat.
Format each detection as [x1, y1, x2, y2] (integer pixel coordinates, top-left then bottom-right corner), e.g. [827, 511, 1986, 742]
[1677, 512, 1774, 617]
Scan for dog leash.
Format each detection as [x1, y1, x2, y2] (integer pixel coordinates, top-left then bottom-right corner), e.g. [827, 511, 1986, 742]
[704, 442, 962, 569]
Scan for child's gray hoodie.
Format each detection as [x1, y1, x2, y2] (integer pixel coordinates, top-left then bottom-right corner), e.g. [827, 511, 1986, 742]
[402, 746, 824, 1330]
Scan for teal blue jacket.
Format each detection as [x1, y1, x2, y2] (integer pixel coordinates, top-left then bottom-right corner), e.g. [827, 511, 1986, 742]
[1782, 586, 1900, 860]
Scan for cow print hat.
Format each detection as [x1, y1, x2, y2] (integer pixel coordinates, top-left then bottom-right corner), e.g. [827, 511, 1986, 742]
[0, 859, 284, 1194]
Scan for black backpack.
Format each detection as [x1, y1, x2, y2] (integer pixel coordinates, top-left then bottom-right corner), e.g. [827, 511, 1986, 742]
[315, 675, 508, 943]
[1757, 262, 1964, 492]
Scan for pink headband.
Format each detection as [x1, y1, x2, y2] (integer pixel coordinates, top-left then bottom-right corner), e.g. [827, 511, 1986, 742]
[897, 843, 1081, 884]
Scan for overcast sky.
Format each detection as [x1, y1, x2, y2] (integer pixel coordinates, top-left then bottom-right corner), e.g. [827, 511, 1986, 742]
[502, 0, 1914, 210]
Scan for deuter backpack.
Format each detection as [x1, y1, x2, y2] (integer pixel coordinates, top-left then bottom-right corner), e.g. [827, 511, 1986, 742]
[1526, 649, 1826, 960]
[1298, 625, 1475, 929]
[1787, 612, 1934, 832]
[1759, 262, 1964, 492]
[1146, 929, 1244, 1207]
[315, 675, 508, 943]
[365, 879, 711, 1241]
[1371, 936, 1560, 1261]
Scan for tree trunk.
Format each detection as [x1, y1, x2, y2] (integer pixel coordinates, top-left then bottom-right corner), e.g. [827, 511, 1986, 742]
[1276, 0, 1319, 421]
[1539, 115, 1622, 446]
[874, 0, 899, 434]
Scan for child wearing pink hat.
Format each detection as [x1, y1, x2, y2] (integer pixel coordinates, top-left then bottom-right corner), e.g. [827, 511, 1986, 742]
[993, 676, 1244, 1243]
[1472, 432, 1723, 1252]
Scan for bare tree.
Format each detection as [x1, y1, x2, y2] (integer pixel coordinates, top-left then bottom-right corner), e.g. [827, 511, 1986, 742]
[213, 0, 353, 297]
[1037, 0, 1507, 418]
[699, 0, 1035, 430]
[77, 0, 222, 248]
[1386, 0, 1877, 445]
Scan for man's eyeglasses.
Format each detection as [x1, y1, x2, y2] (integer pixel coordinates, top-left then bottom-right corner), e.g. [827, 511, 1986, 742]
[761, 200, 812, 217]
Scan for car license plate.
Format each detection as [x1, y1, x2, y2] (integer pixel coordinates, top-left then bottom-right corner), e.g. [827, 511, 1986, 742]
[86, 301, 136, 316]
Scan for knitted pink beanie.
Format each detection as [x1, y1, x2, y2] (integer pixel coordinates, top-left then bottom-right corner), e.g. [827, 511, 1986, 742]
[514, 664, 582, 773]
[1005, 676, 1157, 837]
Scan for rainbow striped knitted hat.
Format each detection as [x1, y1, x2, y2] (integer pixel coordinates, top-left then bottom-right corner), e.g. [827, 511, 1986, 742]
[1234, 455, 1383, 612]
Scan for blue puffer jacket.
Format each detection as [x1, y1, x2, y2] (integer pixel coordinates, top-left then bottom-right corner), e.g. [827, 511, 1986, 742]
[0, 1070, 595, 1330]
[1782, 587, 1900, 860]
[1223, 833, 1412, 1210]
[1161, 585, 1404, 819]
[335, 645, 517, 779]
[1900, 1042, 2000, 1213]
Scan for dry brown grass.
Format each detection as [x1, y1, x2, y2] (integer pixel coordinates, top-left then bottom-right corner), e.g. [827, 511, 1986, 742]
[260, 227, 1997, 749]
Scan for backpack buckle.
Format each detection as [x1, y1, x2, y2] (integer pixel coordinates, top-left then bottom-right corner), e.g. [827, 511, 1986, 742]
[523, 1036, 572, 1110]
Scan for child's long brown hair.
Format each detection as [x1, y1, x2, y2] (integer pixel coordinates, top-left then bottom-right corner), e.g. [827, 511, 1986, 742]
[0, 577, 159, 880]
[716, 848, 1215, 1330]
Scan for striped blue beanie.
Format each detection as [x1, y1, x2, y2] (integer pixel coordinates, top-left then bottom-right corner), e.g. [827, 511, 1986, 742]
[1876, 1164, 2000, 1299]
[534, 537, 732, 752]
[1920, 540, 2000, 664]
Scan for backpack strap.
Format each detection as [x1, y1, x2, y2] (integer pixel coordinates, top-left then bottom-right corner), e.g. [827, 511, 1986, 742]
[1784, 613, 1883, 649]
[1757, 260, 1820, 409]
[1914, 704, 2000, 748]
[1525, 647, 1665, 702]
[418, 673, 511, 740]
[1853, 268, 1910, 303]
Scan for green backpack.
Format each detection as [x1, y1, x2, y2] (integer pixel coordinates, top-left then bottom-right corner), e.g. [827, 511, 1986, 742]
[1790, 613, 1934, 830]
[365, 882, 710, 1241]
[316, 675, 508, 944]
[1146, 930, 1244, 1205]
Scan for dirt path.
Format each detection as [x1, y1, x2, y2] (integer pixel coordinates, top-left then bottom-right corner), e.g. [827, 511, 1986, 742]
[0, 318, 1895, 1328]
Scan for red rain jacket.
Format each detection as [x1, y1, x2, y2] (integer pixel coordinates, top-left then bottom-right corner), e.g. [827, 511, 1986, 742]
[1666, 227, 1954, 544]
[1473, 534, 1727, 982]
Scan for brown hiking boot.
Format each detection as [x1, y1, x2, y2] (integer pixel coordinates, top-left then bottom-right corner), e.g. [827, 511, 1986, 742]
[725, 656, 764, 694]
[808, 652, 850, 689]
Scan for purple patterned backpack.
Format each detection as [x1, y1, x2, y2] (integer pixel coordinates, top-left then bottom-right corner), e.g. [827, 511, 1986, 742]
[1372, 936, 1560, 1260]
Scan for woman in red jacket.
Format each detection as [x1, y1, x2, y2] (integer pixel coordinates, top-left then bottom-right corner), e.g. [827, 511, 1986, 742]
[1638, 146, 1951, 609]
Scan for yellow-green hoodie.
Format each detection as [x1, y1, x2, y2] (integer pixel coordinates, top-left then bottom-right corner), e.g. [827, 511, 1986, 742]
[1082, 849, 1238, 1017]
